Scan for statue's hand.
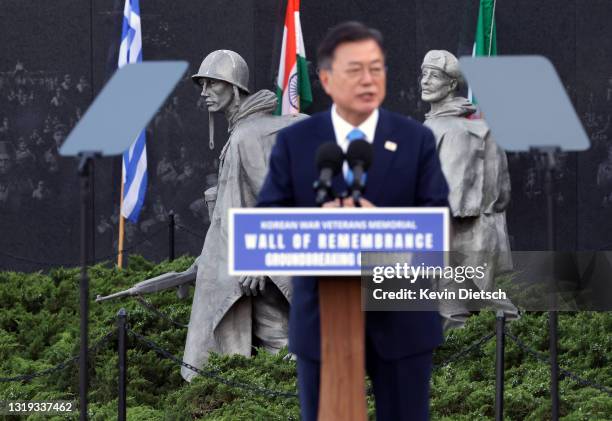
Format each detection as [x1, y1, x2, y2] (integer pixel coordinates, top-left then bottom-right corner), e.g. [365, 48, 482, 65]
[238, 275, 266, 296]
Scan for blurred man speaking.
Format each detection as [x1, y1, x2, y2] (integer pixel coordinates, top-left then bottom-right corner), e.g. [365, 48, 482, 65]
[258, 22, 449, 420]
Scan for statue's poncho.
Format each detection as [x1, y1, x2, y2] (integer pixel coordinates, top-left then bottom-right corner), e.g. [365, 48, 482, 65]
[425, 97, 512, 290]
[182, 90, 306, 381]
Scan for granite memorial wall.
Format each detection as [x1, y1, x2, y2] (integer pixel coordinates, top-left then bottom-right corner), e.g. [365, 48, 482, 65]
[1, 0, 610, 271]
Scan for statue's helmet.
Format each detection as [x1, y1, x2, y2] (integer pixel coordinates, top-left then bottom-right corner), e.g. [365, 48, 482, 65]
[191, 50, 250, 94]
[421, 50, 464, 86]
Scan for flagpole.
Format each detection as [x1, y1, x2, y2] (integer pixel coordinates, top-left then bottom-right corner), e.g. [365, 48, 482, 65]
[488, 0, 497, 56]
[117, 181, 125, 269]
[116, 0, 147, 269]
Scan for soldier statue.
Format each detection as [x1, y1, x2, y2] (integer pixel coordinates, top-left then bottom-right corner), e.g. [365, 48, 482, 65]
[95, 51, 306, 377]
[420, 50, 519, 329]
[180, 50, 306, 381]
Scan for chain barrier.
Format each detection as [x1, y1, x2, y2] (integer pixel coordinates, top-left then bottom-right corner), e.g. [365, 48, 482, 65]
[127, 328, 299, 400]
[0, 330, 115, 383]
[504, 329, 612, 396]
[0, 225, 167, 269]
[0, 282, 608, 404]
[135, 295, 189, 329]
[175, 223, 205, 240]
[0, 318, 608, 412]
[129, 327, 497, 400]
[433, 332, 496, 370]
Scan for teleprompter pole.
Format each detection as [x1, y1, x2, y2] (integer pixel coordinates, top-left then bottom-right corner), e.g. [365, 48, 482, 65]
[542, 148, 560, 421]
[495, 311, 506, 421]
[168, 211, 175, 262]
[78, 153, 97, 421]
[89, 160, 95, 262]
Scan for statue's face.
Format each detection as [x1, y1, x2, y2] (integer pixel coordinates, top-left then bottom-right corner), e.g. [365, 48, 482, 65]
[420, 67, 454, 103]
[200, 78, 234, 113]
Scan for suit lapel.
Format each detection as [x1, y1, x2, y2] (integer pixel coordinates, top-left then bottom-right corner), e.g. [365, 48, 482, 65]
[315, 109, 336, 141]
[364, 108, 397, 202]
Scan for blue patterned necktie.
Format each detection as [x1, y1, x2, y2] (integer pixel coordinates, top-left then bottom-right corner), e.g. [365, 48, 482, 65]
[345, 128, 366, 185]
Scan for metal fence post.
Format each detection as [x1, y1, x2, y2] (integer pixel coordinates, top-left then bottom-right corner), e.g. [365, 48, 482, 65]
[495, 310, 506, 421]
[117, 308, 127, 421]
[168, 211, 175, 262]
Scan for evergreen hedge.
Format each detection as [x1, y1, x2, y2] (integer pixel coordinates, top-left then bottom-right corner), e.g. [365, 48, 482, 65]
[0, 256, 610, 420]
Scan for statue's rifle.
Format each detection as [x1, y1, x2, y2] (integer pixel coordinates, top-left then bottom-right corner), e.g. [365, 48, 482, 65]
[95, 265, 197, 302]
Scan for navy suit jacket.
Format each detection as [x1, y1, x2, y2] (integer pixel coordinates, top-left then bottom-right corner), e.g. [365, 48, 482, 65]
[257, 108, 449, 361]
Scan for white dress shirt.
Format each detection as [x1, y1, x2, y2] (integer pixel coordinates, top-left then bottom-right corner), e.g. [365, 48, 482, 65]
[330, 105, 379, 180]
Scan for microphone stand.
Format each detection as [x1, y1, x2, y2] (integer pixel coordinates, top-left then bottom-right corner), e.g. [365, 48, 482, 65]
[350, 165, 366, 208]
[314, 173, 336, 206]
[352, 190, 362, 208]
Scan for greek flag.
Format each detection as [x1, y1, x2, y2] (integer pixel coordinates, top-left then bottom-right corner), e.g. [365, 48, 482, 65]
[118, 0, 147, 222]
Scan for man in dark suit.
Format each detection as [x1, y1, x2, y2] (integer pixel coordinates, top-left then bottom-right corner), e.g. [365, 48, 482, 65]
[257, 21, 449, 421]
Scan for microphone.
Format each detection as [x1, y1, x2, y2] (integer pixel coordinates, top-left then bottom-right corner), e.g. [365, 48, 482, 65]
[346, 139, 373, 206]
[314, 142, 344, 206]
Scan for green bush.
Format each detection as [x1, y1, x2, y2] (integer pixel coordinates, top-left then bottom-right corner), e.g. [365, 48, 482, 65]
[0, 257, 610, 420]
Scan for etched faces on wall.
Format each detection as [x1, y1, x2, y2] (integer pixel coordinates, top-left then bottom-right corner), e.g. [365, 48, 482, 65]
[0, 141, 17, 209]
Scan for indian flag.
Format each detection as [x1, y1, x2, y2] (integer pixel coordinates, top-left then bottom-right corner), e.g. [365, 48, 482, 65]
[275, 0, 312, 115]
[469, 0, 497, 108]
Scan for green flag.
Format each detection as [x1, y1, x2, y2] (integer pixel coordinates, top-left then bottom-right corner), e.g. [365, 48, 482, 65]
[474, 0, 497, 57]
[470, 0, 497, 107]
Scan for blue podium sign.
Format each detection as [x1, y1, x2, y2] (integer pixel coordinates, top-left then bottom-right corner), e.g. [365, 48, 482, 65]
[228, 208, 449, 276]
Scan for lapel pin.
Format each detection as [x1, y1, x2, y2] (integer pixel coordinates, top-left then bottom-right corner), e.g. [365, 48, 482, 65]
[384, 140, 397, 152]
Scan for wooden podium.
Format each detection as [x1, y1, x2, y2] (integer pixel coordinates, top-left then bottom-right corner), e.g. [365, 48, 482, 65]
[317, 277, 367, 420]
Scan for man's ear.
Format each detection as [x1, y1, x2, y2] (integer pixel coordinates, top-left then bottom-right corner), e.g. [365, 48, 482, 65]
[319, 69, 331, 95]
[449, 78, 458, 92]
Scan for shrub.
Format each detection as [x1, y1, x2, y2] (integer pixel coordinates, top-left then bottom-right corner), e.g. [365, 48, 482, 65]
[0, 257, 609, 419]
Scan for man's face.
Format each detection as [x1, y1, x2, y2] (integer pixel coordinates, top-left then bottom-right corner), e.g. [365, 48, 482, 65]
[200, 78, 234, 112]
[420, 67, 454, 103]
[319, 39, 386, 123]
